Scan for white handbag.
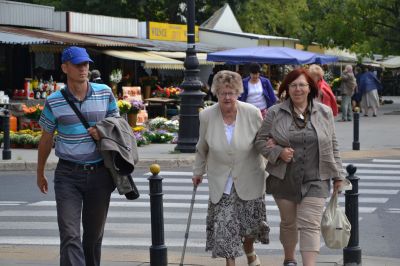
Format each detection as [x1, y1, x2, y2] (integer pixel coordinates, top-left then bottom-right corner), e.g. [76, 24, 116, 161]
[321, 192, 351, 249]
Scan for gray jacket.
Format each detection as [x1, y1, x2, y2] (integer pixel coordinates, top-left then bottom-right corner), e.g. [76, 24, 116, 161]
[340, 71, 357, 96]
[96, 117, 139, 195]
[255, 99, 345, 181]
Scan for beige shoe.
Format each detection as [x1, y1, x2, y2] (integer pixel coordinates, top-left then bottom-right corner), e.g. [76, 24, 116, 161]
[246, 250, 261, 266]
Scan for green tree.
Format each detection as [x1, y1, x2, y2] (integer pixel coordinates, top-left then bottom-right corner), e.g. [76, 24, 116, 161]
[299, 0, 400, 56]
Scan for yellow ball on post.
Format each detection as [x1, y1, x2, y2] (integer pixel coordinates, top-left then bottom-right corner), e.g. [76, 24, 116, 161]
[150, 164, 160, 175]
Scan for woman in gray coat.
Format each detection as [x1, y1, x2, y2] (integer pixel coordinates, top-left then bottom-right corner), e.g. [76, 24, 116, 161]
[255, 68, 346, 266]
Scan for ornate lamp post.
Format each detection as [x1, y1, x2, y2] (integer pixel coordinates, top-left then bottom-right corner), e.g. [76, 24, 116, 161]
[175, 0, 206, 153]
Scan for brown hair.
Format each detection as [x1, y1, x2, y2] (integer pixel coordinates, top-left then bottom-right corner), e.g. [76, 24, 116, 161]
[278, 68, 318, 104]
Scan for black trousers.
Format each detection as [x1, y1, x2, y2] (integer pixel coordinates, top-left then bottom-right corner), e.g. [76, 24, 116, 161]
[54, 160, 115, 266]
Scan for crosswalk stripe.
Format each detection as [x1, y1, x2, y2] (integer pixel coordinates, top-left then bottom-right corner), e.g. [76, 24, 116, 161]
[144, 171, 193, 176]
[359, 182, 400, 187]
[343, 163, 400, 169]
[0, 210, 284, 223]
[372, 159, 400, 163]
[359, 175, 400, 181]
[111, 193, 388, 204]
[136, 185, 209, 191]
[359, 189, 399, 194]
[355, 169, 400, 175]
[134, 177, 208, 184]
[0, 236, 286, 250]
[27, 201, 376, 213]
[0, 201, 27, 206]
[0, 221, 280, 234]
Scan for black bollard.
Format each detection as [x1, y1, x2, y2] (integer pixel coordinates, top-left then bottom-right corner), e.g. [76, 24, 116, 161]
[148, 164, 168, 266]
[352, 112, 360, 150]
[343, 164, 362, 266]
[1, 108, 11, 160]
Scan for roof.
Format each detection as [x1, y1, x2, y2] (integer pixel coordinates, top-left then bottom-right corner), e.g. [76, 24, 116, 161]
[200, 3, 242, 33]
[0, 30, 50, 45]
[0, 26, 150, 48]
[200, 27, 299, 42]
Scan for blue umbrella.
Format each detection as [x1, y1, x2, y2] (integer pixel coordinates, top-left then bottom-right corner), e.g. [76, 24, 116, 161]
[207, 46, 337, 65]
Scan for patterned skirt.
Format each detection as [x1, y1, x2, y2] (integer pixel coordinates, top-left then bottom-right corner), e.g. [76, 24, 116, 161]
[205, 187, 269, 259]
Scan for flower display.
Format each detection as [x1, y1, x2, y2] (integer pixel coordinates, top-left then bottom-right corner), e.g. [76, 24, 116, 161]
[143, 129, 174, 143]
[152, 85, 182, 99]
[129, 99, 144, 114]
[117, 100, 131, 115]
[22, 104, 44, 120]
[109, 69, 122, 83]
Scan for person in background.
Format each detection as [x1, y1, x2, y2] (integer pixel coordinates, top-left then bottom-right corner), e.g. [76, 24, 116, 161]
[339, 65, 357, 121]
[239, 63, 277, 118]
[193, 70, 269, 266]
[36, 46, 119, 266]
[352, 66, 363, 110]
[91, 69, 104, 84]
[255, 68, 346, 266]
[359, 67, 382, 117]
[308, 64, 338, 117]
[117, 71, 132, 99]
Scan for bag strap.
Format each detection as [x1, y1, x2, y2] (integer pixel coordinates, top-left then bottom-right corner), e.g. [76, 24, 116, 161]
[61, 89, 91, 129]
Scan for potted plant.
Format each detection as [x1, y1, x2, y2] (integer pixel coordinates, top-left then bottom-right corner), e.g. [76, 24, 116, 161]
[127, 99, 144, 127]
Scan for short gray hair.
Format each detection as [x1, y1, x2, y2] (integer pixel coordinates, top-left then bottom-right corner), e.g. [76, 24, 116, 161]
[308, 64, 324, 78]
[211, 70, 243, 96]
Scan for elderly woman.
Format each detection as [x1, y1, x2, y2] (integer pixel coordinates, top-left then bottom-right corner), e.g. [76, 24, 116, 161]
[255, 68, 346, 266]
[193, 70, 269, 266]
[308, 64, 338, 117]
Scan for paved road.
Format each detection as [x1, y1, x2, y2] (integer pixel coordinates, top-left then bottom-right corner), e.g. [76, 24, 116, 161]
[1, 157, 400, 258]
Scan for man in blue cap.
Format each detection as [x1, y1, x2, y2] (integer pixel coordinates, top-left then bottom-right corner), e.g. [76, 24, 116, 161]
[36, 46, 119, 266]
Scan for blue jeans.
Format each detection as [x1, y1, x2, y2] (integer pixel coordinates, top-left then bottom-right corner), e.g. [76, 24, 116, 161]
[341, 95, 353, 121]
[54, 160, 115, 266]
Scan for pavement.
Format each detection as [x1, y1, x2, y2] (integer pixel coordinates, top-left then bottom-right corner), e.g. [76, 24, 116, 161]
[1, 96, 400, 265]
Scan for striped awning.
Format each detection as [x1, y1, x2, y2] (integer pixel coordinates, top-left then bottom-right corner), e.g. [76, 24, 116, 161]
[101, 50, 185, 70]
[150, 51, 216, 66]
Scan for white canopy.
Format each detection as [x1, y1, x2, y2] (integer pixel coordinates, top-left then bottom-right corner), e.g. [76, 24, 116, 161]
[380, 56, 400, 69]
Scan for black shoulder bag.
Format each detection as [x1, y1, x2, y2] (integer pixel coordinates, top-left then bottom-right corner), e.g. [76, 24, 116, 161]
[60, 89, 140, 200]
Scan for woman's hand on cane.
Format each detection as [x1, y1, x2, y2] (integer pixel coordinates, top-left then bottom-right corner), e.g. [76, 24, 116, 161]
[192, 175, 203, 186]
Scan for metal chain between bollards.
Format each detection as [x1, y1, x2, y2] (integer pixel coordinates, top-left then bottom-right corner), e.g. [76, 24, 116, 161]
[148, 164, 168, 266]
[343, 164, 362, 265]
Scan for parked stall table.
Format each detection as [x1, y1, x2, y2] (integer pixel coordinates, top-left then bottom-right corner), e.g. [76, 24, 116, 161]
[145, 97, 179, 118]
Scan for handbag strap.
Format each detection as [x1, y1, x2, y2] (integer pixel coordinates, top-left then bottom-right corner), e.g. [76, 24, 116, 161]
[61, 89, 91, 129]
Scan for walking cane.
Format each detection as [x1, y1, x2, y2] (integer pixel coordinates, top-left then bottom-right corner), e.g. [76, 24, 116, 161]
[179, 184, 198, 266]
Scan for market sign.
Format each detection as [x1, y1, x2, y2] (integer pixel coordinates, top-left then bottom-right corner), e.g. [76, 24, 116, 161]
[148, 21, 199, 42]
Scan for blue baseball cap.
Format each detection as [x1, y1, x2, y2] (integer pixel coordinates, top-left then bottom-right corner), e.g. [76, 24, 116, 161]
[61, 46, 93, 64]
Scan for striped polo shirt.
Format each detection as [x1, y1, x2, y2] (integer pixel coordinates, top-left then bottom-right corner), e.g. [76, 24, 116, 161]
[39, 82, 119, 164]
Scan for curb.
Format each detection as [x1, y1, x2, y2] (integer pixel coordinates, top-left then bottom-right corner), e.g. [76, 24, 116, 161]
[0, 158, 196, 171]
